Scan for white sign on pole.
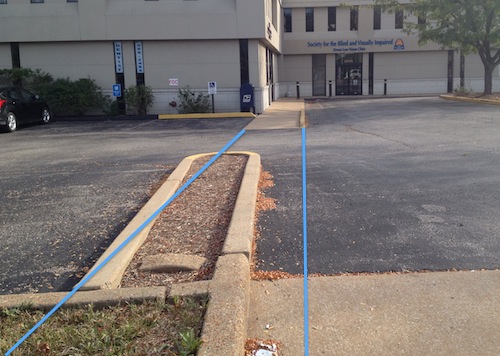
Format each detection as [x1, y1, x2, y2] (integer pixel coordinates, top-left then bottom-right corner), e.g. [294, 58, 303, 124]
[134, 41, 144, 74]
[208, 81, 217, 95]
[114, 41, 123, 74]
[169, 78, 179, 86]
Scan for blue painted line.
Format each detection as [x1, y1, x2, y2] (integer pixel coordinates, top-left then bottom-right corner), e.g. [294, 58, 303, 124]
[5, 129, 246, 356]
[302, 127, 309, 356]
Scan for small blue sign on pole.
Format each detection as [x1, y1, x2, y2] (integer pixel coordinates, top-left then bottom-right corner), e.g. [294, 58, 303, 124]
[112, 84, 121, 97]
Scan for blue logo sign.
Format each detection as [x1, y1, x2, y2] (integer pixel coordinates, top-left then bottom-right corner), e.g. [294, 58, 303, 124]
[394, 38, 405, 50]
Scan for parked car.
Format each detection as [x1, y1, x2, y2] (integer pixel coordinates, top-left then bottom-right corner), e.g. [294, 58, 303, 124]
[0, 85, 51, 132]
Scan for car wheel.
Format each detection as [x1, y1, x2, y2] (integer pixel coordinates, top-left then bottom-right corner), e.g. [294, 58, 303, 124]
[6, 112, 17, 132]
[41, 108, 51, 124]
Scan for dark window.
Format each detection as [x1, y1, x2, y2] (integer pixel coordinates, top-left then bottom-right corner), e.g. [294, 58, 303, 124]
[350, 6, 358, 31]
[8, 88, 20, 100]
[11, 43, 20, 68]
[328, 7, 336, 31]
[418, 15, 426, 25]
[395, 9, 404, 29]
[284, 8, 292, 33]
[373, 5, 381, 30]
[239, 39, 249, 84]
[305, 7, 314, 32]
[31, 0, 44, 3]
[67, 0, 78, 2]
[0, 0, 7, 4]
[19, 88, 36, 101]
[266, 48, 274, 85]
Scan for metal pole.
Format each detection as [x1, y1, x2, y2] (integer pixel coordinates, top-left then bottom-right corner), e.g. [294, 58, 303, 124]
[296, 81, 300, 99]
[211, 94, 215, 113]
[329, 80, 332, 97]
[384, 79, 387, 96]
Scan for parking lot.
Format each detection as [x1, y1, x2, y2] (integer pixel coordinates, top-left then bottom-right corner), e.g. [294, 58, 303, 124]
[1, 97, 499, 296]
[250, 97, 500, 275]
[0, 118, 252, 294]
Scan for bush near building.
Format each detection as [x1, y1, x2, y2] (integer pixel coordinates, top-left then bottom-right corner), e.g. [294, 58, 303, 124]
[124, 84, 155, 115]
[0, 68, 110, 116]
[177, 86, 212, 114]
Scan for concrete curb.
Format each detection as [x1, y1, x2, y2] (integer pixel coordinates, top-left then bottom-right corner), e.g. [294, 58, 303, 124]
[0, 287, 167, 311]
[299, 107, 306, 128]
[198, 254, 250, 356]
[158, 112, 256, 120]
[80, 157, 193, 290]
[0, 281, 210, 311]
[439, 94, 500, 106]
[222, 153, 261, 259]
[197, 152, 260, 355]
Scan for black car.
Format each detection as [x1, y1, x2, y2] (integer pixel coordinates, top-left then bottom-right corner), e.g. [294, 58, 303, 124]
[0, 85, 51, 132]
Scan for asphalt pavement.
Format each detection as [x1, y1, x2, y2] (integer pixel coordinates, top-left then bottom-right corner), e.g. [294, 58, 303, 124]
[0, 117, 252, 295]
[249, 97, 500, 275]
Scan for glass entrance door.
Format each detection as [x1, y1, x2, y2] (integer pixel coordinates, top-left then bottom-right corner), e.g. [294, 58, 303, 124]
[336, 54, 362, 95]
[312, 54, 326, 96]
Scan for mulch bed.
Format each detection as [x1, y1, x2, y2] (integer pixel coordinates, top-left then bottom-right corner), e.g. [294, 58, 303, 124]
[121, 154, 248, 288]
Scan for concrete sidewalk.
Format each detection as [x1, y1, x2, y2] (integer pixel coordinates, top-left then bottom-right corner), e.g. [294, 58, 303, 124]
[245, 98, 305, 130]
[247, 270, 500, 355]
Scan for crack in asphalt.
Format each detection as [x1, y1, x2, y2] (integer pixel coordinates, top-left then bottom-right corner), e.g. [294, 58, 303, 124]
[344, 124, 416, 150]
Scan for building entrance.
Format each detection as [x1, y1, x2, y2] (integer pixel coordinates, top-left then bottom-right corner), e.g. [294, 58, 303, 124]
[312, 54, 326, 96]
[336, 54, 362, 95]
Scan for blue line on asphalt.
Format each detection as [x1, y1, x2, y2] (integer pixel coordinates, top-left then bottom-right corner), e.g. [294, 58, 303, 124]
[302, 127, 309, 356]
[5, 129, 246, 356]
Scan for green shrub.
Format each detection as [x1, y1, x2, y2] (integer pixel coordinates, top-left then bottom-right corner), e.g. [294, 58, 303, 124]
[124, 84, 154, 115]
[0, 68, 111, 116]
[0, 68, 53, 89]
[453, 84, 473, 97]
[41, 77, 110, 116]
[177, 86, 211, 114]
[104, 100, 120, 116]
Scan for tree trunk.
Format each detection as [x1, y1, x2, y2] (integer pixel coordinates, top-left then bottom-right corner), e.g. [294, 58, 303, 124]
[484, 64, 493, 95]
[460, 51, 465, 89]
[476, 44, 495, 96]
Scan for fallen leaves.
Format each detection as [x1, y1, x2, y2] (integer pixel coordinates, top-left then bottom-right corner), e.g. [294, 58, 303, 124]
[256, 170, 277, 211]
[251, 270, 302, 281]
[36, 342, 50, 354]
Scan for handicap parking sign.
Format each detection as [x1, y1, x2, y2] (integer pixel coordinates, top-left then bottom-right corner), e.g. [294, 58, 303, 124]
[208, 81, 217, 95]
[112, 84, 121, 97]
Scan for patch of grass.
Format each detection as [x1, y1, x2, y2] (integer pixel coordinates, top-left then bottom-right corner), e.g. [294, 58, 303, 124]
[0, 296, 207, 355]
[179, 328, 203, 356]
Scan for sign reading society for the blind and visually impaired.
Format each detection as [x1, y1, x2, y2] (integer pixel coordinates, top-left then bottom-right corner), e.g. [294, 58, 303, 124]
[307, 38, 406, 52]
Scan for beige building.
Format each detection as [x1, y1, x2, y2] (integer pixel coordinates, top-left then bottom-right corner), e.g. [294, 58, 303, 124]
[0, 0, 498, 114]
[282, 0, 499, 97]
